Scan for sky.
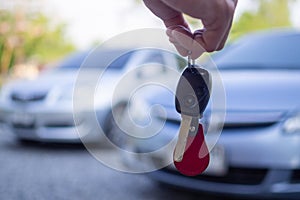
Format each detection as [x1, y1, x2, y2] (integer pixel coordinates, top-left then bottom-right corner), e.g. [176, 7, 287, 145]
[43, 0, 300, 50]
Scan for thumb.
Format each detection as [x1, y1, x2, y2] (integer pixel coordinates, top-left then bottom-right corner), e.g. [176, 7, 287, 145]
[168, 25, 194, 57]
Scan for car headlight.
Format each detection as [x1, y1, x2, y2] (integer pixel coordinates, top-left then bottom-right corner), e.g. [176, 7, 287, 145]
[283, 114, 300, 134]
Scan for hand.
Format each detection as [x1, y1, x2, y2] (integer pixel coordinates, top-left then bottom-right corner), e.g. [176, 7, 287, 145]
[143, 0, 238, 59]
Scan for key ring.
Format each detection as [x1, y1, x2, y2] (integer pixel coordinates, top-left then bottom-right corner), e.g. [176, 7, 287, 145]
[187, 51, 195, 67]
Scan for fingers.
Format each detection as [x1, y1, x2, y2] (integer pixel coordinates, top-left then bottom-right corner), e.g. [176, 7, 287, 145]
[167, 26, 206, 59]
[173, 29, 206, 59]
[231, 0, 239, 7]
[195, 27, 226, 52]
[167, 25, 192, 57]
[163, 14, 189, 29]
[213, 0, 238, 50]
[194, 20, 232, 53]
[167, 24, 230, 58]
[143, 0, 180, 21]
[216, 0, 238, 50]
[160, 0, 206, 18]
[168, 26, 228, 59]
[144, 0, 238, 58]
[162, 0, 237, 55]
[215, 18, 234, 50]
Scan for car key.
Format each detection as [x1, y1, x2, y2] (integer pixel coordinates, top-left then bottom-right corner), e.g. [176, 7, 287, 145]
[173, 56, 211, 176]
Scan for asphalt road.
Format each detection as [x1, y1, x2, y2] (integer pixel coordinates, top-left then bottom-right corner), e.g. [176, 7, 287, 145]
[0, 129, 232, 200]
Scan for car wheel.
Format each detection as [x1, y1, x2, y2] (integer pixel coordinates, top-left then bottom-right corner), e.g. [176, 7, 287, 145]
[104, 103, 132, 150]
[17, 138, 39, 146]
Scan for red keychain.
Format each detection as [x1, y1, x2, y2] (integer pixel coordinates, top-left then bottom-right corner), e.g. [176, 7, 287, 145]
[173, 57, 211, 176]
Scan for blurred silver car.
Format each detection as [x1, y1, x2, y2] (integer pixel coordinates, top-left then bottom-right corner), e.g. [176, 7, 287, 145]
[126, 30, 300, 198]
[0, 48, 182, 143]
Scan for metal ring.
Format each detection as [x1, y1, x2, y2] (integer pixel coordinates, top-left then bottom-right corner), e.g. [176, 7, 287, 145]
[188, 55, 192, 67]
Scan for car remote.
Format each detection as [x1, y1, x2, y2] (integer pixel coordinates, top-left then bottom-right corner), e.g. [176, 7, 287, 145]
[173, 56, 211, 176]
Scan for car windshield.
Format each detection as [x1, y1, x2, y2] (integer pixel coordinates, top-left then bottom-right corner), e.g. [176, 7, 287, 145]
[214, 31, 300, 70]
[57, 49, 133, 70]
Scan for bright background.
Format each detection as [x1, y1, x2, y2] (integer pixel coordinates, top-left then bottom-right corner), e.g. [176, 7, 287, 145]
[44, 0, 300, 49]
[0, 0, 299, 79]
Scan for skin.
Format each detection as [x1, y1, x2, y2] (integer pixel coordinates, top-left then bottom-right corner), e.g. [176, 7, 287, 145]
[143, 0, 238, 59]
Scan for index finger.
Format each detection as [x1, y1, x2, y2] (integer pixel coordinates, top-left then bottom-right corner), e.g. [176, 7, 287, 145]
[195, 26, 228, 52]
[172, 27, 206, 59]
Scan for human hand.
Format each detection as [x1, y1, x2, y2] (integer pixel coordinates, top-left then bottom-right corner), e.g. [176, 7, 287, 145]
[143, 0, 238, 59]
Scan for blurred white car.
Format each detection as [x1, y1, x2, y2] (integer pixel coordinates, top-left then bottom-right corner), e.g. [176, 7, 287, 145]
[126, 30, 300, 198]
[0, 48, 183, 143]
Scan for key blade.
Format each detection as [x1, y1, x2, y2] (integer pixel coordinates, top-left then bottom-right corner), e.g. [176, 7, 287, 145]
[174, 115, 193, 162]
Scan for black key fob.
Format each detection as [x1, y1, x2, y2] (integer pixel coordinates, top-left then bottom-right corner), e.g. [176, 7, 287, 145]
[175, 65, 211, 117]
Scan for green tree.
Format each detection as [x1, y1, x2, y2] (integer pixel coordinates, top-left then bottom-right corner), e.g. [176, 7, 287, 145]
[0, 9, 75, 76]
[230, 0, 293, 40]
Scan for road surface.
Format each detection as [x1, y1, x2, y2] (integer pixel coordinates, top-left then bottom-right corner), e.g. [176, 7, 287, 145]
[0, 130, 230, 200]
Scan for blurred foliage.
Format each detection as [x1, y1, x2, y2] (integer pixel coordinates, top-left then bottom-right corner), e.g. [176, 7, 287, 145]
[0, 9, 75, 76]
[133, 0, 142, 4]
[230, 0, 293, 40]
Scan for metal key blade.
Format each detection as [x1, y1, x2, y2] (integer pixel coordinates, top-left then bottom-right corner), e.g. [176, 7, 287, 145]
[174, 115, 193, 162]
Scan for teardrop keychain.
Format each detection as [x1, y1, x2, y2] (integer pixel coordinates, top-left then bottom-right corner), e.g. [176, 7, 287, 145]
[173, 56, 211, 176]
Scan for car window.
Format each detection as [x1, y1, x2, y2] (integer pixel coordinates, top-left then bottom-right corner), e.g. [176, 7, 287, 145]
[214, 32, 300, 70]
[58, 49, 133, 70]
[106, 51, 133, 69]
[142, 49, 186, 71]
[143, 52, 165, 65]
[57, 51, 89, 69]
